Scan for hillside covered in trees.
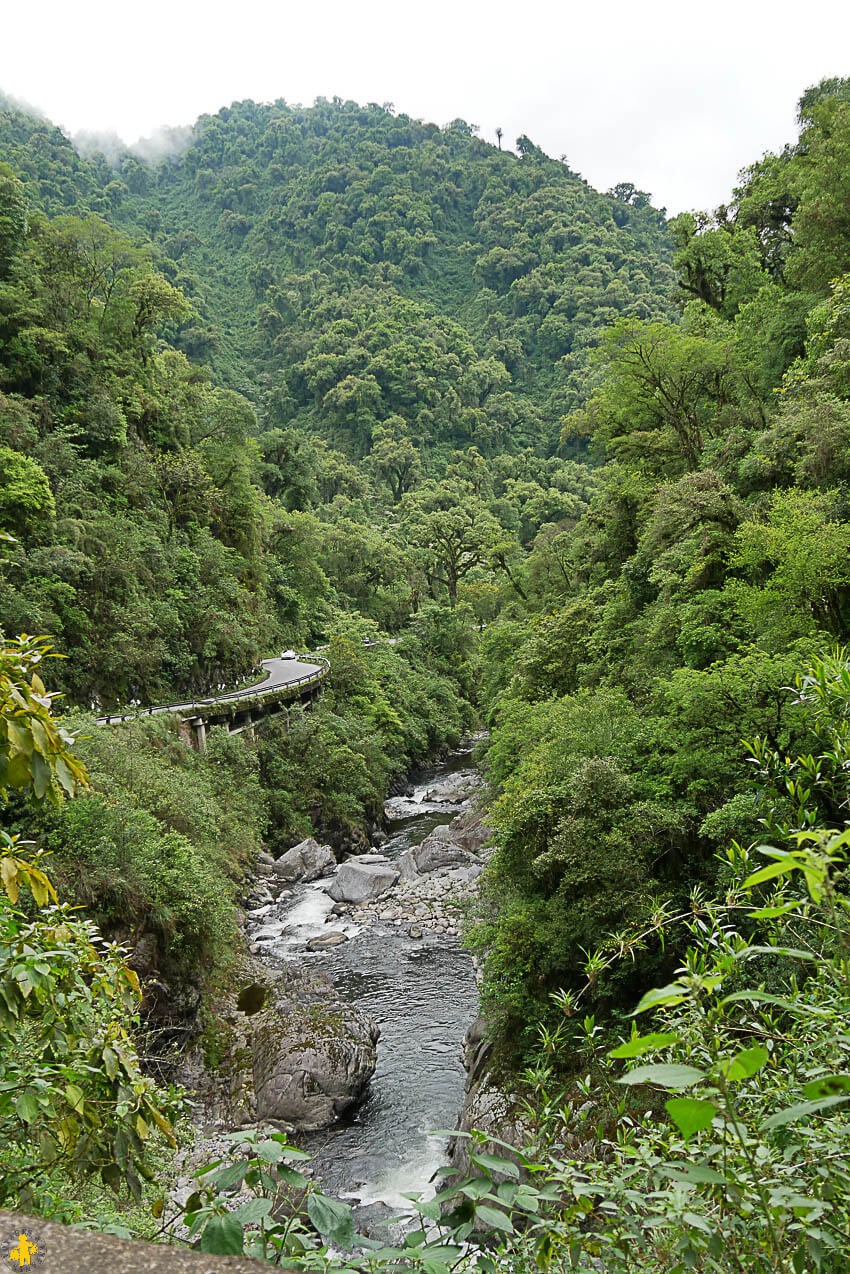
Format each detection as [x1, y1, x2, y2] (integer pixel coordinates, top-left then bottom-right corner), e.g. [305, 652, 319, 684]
[0, 96, 673, 704]
[3, 75, 850, 1270]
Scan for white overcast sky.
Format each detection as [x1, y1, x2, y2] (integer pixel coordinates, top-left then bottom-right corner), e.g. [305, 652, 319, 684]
[3, 0, 850, 214]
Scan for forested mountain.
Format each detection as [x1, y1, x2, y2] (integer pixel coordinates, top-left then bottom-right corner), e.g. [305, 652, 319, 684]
[0, 97, 672, 704]
[473, 75, 850, 1057]
[0, 98, 674, 433]
[5, 78, 850, 1265]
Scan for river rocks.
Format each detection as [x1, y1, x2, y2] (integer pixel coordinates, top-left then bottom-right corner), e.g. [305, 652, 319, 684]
[306, 930, 349, 950]
[397, 851, 422, 883]
[422, 769, 481, 805]
[343, 861, 479, 938]
[326, 855, 400, 903]
[273, 837, 336, 883]
[252, 967, 379, 1130]
[383, 763, 483, 820]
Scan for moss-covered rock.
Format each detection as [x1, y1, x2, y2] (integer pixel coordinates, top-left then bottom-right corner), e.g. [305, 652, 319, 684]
[252, 968, 379, 1130]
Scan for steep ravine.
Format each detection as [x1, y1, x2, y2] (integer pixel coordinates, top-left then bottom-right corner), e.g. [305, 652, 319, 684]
[240, 741, 486, 1213]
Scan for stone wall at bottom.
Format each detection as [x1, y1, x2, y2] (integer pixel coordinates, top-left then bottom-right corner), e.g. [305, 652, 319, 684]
[0, 1210, 287, 1274]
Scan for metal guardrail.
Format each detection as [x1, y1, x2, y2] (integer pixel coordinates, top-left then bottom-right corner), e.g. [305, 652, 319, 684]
[97, 657, 331, 727]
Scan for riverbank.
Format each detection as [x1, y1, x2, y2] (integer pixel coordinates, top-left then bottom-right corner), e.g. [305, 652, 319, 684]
[170, 739, 488, 1225]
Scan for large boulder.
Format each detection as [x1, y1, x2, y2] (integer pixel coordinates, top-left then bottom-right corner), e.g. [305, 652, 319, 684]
[447, 807, 492, 855]
[252, 967, 379, 1130]
[326, 855, 399, 903]
[397, 824, 481, 878]
[273, 837, 335, 883]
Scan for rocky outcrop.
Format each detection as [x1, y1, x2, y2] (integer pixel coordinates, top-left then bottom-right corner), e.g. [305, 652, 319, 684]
[449, 1016, 526, 1181]
[447, 806, 492, 855]
[273, 837, 335, 883]
[326, 854, 399, 903]
[397, 824, 482, 879]
[252, 967, 379, 1130]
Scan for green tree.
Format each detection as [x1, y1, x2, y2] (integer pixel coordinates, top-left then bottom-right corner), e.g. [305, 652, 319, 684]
[0, 633, 176, 1206]
[730, 489, 850, 642]
[565, 313, 762, 475]
[0, 164, 27, 278]
[0, 447, 55, 539]
[401, 481, 501, 607]
[370, 416, 421, 501]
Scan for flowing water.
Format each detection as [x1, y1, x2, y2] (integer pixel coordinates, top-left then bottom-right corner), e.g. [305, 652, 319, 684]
[245, 744, 482, 1211]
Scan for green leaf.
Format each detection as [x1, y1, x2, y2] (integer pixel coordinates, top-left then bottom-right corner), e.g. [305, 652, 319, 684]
[470, 1150, 520, 1179]
[734, 945, 816, 962]
[6, 720, 33, 756]
[15, 1090, 40, 1124]
[663, 1164, 729, 1186]
[65, 1082, 85, 1115]
[274, 1144, 312, 1160]
[804, 1074, 850, 1100]
[720, 991, 829, 1018]
[743, 857, 800, 888]
[632, 983, 689, 1015]
[536, 1232, 555, 1271]
[276, 1165, 308, 1187]
[413, 1199, 442, 1221]
[307, 1192, 354, 1248]
[232, 1197, 273, 1225]
[100, 1163, 122, 1193]
[617, 1063, 705, 1090]
[458, 1177, 494, 1200]
[101, 1223, 132, 1239]
[763, 1095, 850, 1130]
[665, 1097, 717, 1141]
[609, 1032, 679, 1059]
[724, 1045, 769, 1082]
[747, 901, 803, 920]
[29, 749, 51, 800]
[420, 1246, 464, 1262]
[200, 1214, 244, 1255]
[206, 1162, 248, 1191]
[254, 1139, 285, 1162]
[54, 756, 77, 796]
[474, 1204, 514, 1233]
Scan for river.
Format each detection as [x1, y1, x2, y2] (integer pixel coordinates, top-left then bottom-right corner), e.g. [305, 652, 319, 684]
[244, 743, 482, 1213]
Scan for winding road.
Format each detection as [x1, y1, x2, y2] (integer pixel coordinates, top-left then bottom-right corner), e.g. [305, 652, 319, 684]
[97, 655, 326, 726]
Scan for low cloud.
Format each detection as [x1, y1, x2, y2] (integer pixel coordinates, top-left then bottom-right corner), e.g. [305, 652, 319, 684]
[2, 85, 196, 169]
[73, 122, 195, 167]
[0, 88, 49, 120]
